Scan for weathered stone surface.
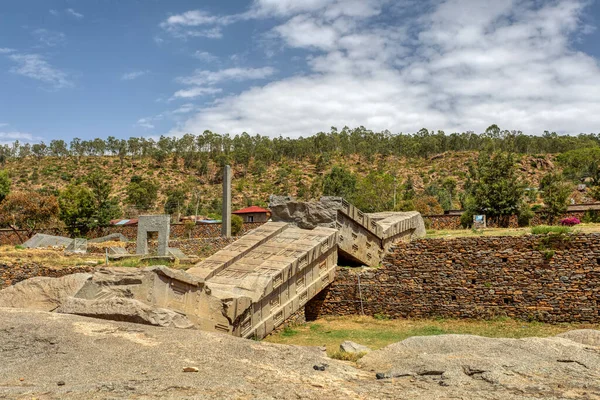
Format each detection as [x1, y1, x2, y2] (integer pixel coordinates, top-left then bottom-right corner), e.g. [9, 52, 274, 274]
[188, 222, 339, 339]
[136, 215, 170, 256]
[359, 334, 600, 398]
[65, 238, 87, 253]
[166, 247, 187, 260]
[2, 308, 600, 399]
[340, 341, 371, 354]
[270, 196, 426, 266]
[0, 273, 92, 311]
[269, 195, 339, 229]
[89, 233, 128, 243]
[108, 246, 129, 255]
[22, 233, 73, 249]
[557, 329, 600, 347]
[56, 297, 194, 329]
[222, 165, 232, 238]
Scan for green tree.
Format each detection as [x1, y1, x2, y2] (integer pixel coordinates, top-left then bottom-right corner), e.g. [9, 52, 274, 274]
[556, 147, 600, 200]
[0, 170, 10, 203]
[58, 184, 96, 236]
[463, 152, 526, 227]
[322, 166, 357, 199]
[352, 171, 395, 212]
[164, 187, 188, 216]
[539, 173, 572, 223]
[126, 176, 159, 211]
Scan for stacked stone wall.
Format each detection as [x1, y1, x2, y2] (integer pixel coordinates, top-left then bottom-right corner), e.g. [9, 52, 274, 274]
[1, 263, 95, 290]
[0, 222, 265, 246]
[425, 211, 588, 230]
[307, 233, 600, 323]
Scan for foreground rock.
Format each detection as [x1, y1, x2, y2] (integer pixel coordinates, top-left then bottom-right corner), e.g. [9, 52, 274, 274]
[340, 341, 372, 354]
[2, 308, 600, 399]
[359, 334, 600, 399]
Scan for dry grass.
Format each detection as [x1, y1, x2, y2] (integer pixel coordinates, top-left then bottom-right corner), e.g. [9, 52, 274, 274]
[264, 316, 600, 356]
[0, 245, 103, 267]
[425, 223, 600, 239]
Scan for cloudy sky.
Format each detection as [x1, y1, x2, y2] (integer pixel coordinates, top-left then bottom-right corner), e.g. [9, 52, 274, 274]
[1, 0, 600, 143]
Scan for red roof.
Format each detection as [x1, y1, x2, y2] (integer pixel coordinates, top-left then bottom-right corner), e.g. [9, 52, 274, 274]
[233, 206, 270, 214]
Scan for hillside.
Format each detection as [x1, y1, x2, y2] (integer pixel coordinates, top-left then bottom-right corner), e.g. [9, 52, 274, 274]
[1, 151, 575, 218]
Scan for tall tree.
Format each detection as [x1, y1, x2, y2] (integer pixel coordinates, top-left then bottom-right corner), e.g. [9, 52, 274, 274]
[322, 166, 357, 199]
[463, 151, 526, 227]
[539, 172, 572, 223]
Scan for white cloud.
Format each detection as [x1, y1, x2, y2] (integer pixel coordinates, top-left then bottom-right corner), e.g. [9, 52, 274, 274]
[136, 118, 156, 129]
[193, 51, 219, 63]
[172, 103, 197, 114]
[0, 131, 35, 144]
[49, 9, 59, 16]
[121, 70, 149, 81]
[176, 67, 276, 86]
[171, 0, 600, 137]
[159, 10, 237, 39]
[66, 8, 84, 19]
[0, 48, 14, 54]
[8, 54, 72, 89]
[171, 87, 222, 100]
[32, 29, 66, 47]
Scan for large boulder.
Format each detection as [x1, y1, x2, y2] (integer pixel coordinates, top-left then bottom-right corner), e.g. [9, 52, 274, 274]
[557, 329, 600, 347]
[269, 195, 341, 229]
[340, 341, 372, 354]
[56, 297, 194, 329]
[0, 273, 92, 311]
[359, 334, 600, 396]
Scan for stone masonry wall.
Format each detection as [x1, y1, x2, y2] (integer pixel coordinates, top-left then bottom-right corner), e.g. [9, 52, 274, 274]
[0, 222, 265, 246]
[425, 211, 587, 230]
[1, 263, 95, 290]
[306, 233, 600, 323]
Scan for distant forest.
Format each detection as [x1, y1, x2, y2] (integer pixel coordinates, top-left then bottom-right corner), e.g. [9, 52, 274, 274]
[1, 125, 599, 167]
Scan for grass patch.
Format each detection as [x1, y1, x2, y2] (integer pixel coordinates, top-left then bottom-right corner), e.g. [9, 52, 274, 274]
[263, 316, 600, 356]
[329, 351, 367, 362]
[531, 225, 573, 235]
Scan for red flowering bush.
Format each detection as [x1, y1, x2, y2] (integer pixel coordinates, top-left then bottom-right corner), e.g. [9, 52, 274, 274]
[560, 217, 581, 226]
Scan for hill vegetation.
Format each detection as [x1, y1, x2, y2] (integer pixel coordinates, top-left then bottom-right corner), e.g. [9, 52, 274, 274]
[0, 125, 599, 235]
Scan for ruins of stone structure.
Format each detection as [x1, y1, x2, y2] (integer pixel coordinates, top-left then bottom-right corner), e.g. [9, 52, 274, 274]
[270, 196, 426, 266]
[136, 215, 170, 257]
[1, 198, 425, 339]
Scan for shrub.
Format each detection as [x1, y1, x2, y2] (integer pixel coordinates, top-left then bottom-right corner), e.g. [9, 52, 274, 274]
[583, 210, 600, 223]
[559, 217, 581, 226]
[231, 214, 243, 236]
[531, 225, 573, 235]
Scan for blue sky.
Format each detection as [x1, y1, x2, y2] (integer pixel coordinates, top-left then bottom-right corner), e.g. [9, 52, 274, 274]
[1, 0, 600, 144]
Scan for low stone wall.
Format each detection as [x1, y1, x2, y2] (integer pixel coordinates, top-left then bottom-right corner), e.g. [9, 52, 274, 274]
[0, 222, 266, 246]
[306, 233, 600, 323]
[425, 211, 588, 230]
[1, 263, 95, 290]
[116, 237, 237, 258]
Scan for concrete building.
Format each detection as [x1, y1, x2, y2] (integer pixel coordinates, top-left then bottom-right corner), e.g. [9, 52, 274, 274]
[233, 206, 271, 223]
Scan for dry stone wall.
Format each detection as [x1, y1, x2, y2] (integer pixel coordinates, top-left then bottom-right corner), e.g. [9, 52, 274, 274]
[1, 263, 95, 290]
[0, 222, 265, 246]
[425, 211, 588, 230]
[306, 233, 600, 323]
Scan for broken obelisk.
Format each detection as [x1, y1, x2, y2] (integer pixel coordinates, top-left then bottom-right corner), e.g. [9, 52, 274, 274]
[221, 165, 232, 238]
